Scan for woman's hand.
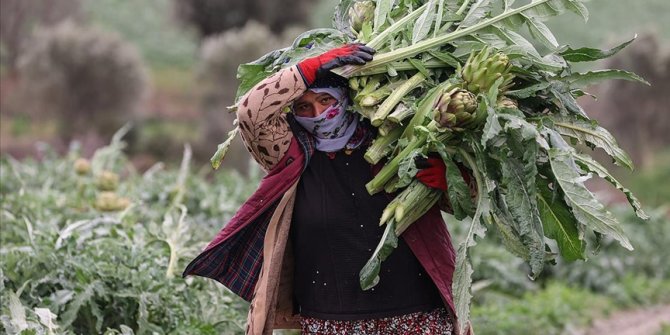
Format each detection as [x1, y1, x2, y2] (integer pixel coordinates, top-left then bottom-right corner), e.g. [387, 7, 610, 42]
[296, 43, 375, 86]
[415, 156, 448, 191]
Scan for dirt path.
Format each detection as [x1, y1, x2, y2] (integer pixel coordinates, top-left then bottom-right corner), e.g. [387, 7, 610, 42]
[578, 305, 670, 335]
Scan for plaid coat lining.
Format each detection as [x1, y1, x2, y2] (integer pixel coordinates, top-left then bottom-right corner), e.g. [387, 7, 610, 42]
[183, 116, 314, 301]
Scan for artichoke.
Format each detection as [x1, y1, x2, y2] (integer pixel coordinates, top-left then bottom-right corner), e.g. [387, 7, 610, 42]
[96, 170, 119, 191]
[462, 47, 515, 94]
[348, 1, 375, 33]
[434, 88, 478, 128]
[94, 192, 130, 212]
[74, 158, 91, 176]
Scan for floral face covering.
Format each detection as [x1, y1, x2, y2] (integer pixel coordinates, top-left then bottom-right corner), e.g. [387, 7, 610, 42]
[293, 88, 366, 153]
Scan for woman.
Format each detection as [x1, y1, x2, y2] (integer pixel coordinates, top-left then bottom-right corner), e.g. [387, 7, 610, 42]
[184, 44, 468, 335]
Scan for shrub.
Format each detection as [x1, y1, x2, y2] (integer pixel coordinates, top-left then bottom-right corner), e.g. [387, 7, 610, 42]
[17, 21, 149, 141]
[0, 0, 81, 71]
[173, 0, 312, 37]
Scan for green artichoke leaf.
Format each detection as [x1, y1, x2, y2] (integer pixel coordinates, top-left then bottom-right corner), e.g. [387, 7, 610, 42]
[560, 35, 636, 62]
[434, 144, 475, 220]
[210, 126, 240, 170]
[560, 69, 650, 90]
[498, 131, 545, 277]
[572, 153, 649, 220]
[549, 114, 634, 170]
[548, 149, 633, 250]
[523, 14, 559, 49]
[459, 0, 496, 29]
[413, 0, 437, 44]
[536, 177, 586, 261]
[452, 243, 474, 334]
[374, 0, 394, 33]
[359, 220, 398, 290]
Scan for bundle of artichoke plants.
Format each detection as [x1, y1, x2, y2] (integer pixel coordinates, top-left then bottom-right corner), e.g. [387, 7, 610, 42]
[212, 0, 649, 330]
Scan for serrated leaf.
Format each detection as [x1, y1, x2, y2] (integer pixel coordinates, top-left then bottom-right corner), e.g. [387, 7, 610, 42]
[548, 149, 633, 250]
[481, 105, 503, 147]
[499, 132, 545, 277]
[60, 282, 98, 328]
[560, 69, 650, 89]
[438, 151, 475, 220]
[360, 221, 398, 290]
[572, 153, 649, 220]
[374, 0, 394, 33]
[9, 291, 28, 331]
[499, 113, 550, 149]
[507, 82, 551, 99]
[537, 177, 585, 261]
[488, 25, 540, 57]
[550, 114, 634, 170]
[210, 126, 240, 170]
[397, 149, 423, 188]
[563, 0, 589, 21]
[490, 206, 531, 260]
[413, 0, 436, 43]
[561, 35, 636, 62]
[548, 81, 587, 116]
[460, 0, 495, 29]
[428, 50, 462, 68]
[452, 243, 474, 335]
[523, 14, 559, 49]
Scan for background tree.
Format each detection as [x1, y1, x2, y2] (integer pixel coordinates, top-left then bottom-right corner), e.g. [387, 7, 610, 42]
[0, 0, 82, 73]
[173, 0, 313, 37]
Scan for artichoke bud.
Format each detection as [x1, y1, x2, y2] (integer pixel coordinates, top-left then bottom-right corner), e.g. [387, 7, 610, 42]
[95, 192, 129, 211]
[497, 97, 519, 109]
[96, 170, 119, 191]
[435, 111, 458, 127]
[349, 1, 375, 32]
[436, 92, 453, 113]
[455, 112, 473, 123]
[74, 158, 91, 175]
[451, 90, 477, 114]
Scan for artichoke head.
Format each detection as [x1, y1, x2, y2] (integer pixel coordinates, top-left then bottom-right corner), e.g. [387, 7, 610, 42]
[435, 89, 477, 128]
[349, 1, 375, 33]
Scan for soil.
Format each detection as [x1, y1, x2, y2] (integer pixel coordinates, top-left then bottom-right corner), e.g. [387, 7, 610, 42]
[578, 304, 670, 335]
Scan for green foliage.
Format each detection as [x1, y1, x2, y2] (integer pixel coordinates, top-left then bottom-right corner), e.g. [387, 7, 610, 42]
[0, 131, 256, 334]
[471, 282, 613, 335]
[82, 0, 197, 70]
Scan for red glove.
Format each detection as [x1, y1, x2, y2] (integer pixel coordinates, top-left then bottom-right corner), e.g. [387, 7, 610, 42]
[296, 43, 375, 86]
[415, 156, 448, 191]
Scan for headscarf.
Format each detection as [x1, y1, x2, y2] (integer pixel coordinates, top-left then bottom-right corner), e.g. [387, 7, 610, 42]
[293, 87, 367, 153]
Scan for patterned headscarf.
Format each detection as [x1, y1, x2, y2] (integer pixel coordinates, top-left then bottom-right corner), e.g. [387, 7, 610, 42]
[293, 87, 367, 153]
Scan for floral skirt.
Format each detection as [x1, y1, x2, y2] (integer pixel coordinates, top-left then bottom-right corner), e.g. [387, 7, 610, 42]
[299, 308, 454, 335]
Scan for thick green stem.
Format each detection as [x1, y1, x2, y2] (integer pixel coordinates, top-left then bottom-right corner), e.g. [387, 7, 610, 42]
[372, 72, 426, 126]
[367, 3, 430, 50]
[355, 60, 449, 76]
[388, 103, 414, 124]
[335, 0, 553, 78]
[366, 135, 426, 195]
[364, 126, 404, 164]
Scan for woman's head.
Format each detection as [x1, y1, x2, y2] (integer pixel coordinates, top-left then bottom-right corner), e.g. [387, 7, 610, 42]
[293, 90, 338, 118]
[292, 87, 348, 118]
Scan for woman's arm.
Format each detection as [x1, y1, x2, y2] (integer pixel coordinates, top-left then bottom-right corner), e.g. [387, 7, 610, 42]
[236, 66, 307, 171]
[236, 44, 375, 171]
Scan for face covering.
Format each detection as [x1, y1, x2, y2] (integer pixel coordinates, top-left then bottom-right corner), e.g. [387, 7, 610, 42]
[293, 87, 366, 153]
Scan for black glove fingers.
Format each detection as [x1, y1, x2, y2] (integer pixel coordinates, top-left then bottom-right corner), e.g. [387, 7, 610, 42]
[414, 156, 432, 169]
[356, 45, 377, 55]
[351, 50, 374, 61]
